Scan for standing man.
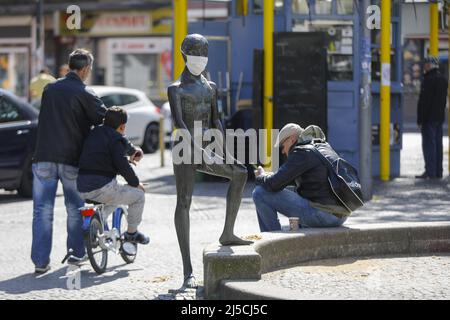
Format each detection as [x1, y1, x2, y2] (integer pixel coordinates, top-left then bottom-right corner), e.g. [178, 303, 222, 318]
[416, 57, 448, 179]
[32, 49, 141, 273]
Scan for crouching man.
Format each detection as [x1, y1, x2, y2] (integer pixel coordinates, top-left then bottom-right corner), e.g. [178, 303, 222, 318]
[253, 124, 348, 231]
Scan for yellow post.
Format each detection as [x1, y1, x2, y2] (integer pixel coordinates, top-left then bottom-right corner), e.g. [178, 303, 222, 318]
[263, 0, 274, 169]
[173, 0, 187, 80]
[380, 0, 391, 181]
[429, 1, 439, 57]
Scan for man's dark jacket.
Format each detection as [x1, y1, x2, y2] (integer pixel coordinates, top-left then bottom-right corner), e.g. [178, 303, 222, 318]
[256, 141, 347, 215]
[417, 68, 448, 125]
[33, 72, 135, 166]
[77, 125, 139, 193]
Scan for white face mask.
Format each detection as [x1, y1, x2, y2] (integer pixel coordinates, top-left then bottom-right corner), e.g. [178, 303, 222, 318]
[185, 54, 208, 76]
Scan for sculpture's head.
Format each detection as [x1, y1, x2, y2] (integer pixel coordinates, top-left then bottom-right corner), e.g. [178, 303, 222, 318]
[181, 34, 209, 76]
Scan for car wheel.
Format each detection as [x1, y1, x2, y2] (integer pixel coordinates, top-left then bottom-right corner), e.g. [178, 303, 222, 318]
[18, 157, 33, 198]
[142, 123, 159, 154]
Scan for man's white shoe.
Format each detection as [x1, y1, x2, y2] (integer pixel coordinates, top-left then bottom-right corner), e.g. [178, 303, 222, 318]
[35, 265, 51, 274]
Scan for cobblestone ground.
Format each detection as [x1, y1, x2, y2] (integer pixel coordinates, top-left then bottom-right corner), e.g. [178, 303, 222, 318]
[263, 254, 450, 299]
[0, 132, 448, 299]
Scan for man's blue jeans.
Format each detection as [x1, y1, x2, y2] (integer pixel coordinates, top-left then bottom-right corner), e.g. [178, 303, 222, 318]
[421, 122, 443, 178]
[252, 186, 347, 232]
[31, 162, 85, 268]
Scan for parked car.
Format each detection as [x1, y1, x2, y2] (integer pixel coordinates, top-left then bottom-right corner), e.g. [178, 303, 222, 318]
[160, 101, 173, 146]
[0, 89, 38, 197]
[91, 86, 170, 153]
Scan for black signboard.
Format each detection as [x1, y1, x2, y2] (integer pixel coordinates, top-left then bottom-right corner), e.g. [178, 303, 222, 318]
[273, 32, 328, 135]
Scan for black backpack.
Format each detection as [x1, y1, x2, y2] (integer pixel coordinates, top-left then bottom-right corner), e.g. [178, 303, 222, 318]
[303, 141, 364, 214]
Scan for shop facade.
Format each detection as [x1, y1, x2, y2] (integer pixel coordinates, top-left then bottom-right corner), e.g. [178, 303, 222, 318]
[0, 16, 35, 100]
[191, 0, 404, 177]
[53, 7, 173, 101]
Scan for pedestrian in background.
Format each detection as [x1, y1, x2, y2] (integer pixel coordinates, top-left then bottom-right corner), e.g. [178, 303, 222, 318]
[29, 67, 55, 109]
[58, 64, 70, 78]
[416, 57, 448, 179]
[31, 48, 142, 274]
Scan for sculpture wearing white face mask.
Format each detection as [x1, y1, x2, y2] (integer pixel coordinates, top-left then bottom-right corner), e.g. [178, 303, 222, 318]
[167, 33, 252, 291]
[183, 52, 208, 76]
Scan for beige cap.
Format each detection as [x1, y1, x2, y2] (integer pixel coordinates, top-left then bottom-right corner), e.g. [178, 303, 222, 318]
[274, 123, 304, 148]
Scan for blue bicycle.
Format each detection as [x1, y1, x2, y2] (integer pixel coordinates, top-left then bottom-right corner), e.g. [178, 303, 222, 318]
[79, 200, 137, 274]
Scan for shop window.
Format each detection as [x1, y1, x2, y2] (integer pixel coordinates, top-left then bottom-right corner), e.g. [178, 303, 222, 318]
[403, 38, 423, 94]
[315, 0, 332, 15]
[0, 97, 22, 123]
[292, 0, 310, 14]
[371, 48, 397, 82]
[253, 0, 284, 14]
[337, 0, 353, 15]
[294, 21, 354, 81]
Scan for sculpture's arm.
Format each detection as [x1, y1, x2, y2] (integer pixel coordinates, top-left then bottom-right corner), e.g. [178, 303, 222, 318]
[210, 82, 225, 135]
[210, 81, 230, 158]
[168, 84, 203, 153]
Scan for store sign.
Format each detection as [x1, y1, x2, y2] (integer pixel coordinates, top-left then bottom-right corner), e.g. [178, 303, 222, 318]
[58, 8, 172, 36]
[108, 38, 171, 54]
[91, 12, 151, 34]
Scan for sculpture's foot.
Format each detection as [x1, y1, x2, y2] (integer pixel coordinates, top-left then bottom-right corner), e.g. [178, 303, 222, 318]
[183, 274, 198, 289]
[219, 234, 253, 246]
[168, 275, 198, 294]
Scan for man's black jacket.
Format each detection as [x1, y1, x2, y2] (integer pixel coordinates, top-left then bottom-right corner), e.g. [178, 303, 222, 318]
[256, 141, 346, 215]
[78, 125, 139, 190]
[33, 72, 135, 166]
[417, 68, 448, 125]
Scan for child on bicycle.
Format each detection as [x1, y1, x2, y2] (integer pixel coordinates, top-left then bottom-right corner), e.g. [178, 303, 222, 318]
[77, 106, 149, 245]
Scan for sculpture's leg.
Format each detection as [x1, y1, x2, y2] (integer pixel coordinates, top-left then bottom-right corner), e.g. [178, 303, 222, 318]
[199, 162, 253, 246]
[173, 164, 197, 288]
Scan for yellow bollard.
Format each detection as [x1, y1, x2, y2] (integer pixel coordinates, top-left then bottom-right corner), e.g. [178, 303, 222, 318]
[380, 0, 391, 181]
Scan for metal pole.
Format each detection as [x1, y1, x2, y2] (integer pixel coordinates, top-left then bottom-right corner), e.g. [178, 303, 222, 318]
[448, 1, 450, 174]
[360, 0, 373, 200]
[35, 0, 45, 74]
[173, 0, 187, 80]
[159, 116, 165, 167]
[380, 0, 391, 181]
[263, 0, 274, 169]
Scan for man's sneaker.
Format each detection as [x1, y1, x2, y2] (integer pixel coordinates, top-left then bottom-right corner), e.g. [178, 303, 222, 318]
[124, 231, 150, 245]
[67, 254, 88, 266]
[415, 173, 430, 179]
[35, 265, 51, 274]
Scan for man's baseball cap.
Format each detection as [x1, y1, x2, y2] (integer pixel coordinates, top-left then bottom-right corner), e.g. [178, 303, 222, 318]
[274, 123, 304, 148]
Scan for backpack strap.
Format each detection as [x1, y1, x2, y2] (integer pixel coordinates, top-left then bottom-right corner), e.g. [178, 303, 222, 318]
[300, 143, 334, 174]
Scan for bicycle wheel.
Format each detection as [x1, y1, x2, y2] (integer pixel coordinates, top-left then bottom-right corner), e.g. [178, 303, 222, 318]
[85, 214, 108, 274]
[118, 210, 137, 264]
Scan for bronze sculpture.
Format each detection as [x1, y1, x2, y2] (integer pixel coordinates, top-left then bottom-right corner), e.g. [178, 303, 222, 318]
[168, 34, 252, 288]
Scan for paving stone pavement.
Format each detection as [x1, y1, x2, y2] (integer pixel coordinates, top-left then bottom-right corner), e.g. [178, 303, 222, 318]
[262, 254, 450, 300]
[0, 132, 448, 299]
